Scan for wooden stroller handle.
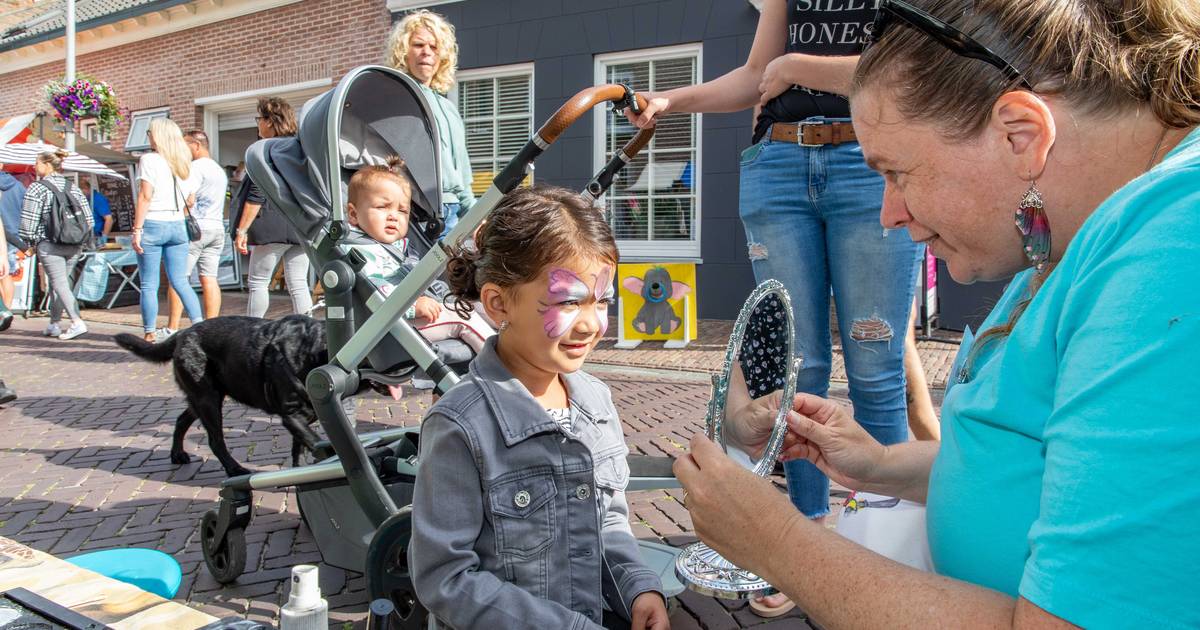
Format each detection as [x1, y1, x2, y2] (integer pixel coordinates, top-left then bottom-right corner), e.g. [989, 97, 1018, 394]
[537, 84, 649, 146]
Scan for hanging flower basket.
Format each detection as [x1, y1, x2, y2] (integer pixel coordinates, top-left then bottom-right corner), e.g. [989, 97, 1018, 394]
[43, 76, 123, 136]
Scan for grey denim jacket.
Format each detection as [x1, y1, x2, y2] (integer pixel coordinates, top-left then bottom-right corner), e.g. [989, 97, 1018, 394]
[409, 336, 663, 629]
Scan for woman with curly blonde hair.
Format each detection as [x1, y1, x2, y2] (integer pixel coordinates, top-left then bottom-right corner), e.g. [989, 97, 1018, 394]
[386, 9, 474, 237]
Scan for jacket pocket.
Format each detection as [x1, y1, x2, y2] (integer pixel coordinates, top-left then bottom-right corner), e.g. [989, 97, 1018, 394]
[592, 447, 630, 492]
[489, 472, 557, 557]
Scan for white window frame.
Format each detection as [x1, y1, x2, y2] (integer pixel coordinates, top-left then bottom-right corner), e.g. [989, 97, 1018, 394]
[594, 43, 703, 260]
[451, 62, 536, 196]
[123, 107, 170, 152]
[78, 119, 110, 147]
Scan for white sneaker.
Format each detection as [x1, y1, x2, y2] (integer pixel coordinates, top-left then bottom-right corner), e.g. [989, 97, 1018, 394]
[42, 323, 62, 337]
[153, 327, 177, 342]
[58, 321, 87, 340]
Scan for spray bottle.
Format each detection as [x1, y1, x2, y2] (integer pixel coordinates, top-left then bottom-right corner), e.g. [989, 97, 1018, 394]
[279, 564, 328, 630]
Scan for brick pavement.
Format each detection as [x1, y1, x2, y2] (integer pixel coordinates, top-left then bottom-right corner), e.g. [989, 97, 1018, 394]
[0, 314, 944, 628]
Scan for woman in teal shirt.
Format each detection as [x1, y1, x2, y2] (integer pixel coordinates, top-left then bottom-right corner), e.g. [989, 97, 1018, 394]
[673, 0, 1200, 627]
[386, 9, 475, 238]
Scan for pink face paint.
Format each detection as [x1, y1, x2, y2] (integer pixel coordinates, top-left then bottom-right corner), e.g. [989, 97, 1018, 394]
[538, 268, 590, 338]
[593, 265, 613, 338]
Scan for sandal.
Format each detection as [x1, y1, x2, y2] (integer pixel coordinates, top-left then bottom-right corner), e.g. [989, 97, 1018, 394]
[749, 593, 796, 618]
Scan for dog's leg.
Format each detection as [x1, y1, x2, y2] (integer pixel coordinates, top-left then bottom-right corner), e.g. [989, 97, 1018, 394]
[193, 398, 251, 477]
[170, 408, 198, 465]
[280, 414, 322, 467]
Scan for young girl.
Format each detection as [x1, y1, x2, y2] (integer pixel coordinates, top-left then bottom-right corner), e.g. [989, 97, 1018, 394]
[408, 186, 669, 630]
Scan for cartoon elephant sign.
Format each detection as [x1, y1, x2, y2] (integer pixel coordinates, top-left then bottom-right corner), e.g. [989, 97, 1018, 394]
[616, 263, 698, 347]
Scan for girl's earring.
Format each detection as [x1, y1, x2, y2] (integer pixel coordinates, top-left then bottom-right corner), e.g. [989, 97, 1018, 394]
[1014, 181, 1051, 273]
[498, 320, 509, 332]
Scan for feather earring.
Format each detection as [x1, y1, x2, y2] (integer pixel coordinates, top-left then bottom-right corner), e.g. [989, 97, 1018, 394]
[1014, 182, 1051, 272]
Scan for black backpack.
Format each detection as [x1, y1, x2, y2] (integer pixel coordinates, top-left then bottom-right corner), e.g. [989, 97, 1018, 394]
[37, 179, 90, 245]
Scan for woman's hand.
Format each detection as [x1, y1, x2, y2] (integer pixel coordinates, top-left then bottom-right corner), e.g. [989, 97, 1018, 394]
[674, 434, 803, 569]
[758, 54, 798, 105]
[624, 92, 670, 129]
[132, 230, 144, 254]
[779, 394, 888, 491]
[630, 592, 670, 630]
[235, 232, 249, 255]
[725, 388, 791, 459]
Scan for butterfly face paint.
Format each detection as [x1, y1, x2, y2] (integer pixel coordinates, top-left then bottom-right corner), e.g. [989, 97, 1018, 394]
[537, 265, 614, 339]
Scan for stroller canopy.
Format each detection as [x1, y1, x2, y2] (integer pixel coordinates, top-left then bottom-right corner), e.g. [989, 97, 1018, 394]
[246, 66, 443, 243]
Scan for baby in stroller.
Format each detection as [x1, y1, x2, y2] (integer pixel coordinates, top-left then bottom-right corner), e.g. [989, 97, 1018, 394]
[342, 156, 494, 354]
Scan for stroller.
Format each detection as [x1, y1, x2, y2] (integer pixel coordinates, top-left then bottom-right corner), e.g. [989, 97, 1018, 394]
[199, 66, 681, 627]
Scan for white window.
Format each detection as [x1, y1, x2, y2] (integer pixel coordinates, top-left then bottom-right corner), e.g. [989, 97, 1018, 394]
[123, 107, 170, 152]
[453, 63, 534, 197]
[595, 44, 701, 259]
[78, 119, 110, 146]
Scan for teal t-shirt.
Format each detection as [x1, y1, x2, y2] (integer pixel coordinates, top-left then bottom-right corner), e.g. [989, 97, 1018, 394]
[927, 127, 1200, 629]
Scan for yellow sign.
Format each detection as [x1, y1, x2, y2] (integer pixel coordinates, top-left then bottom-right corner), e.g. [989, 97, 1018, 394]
[617, 262, 697, 346]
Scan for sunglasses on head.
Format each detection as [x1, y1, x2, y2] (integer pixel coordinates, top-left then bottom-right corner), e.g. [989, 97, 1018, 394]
[870, 0, 1033, 90]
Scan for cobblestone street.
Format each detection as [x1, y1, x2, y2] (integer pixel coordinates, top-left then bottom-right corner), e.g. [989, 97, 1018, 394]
[0, 314, 946, 628]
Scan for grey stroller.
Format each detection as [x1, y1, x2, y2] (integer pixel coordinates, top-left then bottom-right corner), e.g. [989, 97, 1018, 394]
[199, 66, 681, 627]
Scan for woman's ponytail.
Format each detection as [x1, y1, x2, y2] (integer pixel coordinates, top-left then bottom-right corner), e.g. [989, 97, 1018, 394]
[444, 241, 482, 319]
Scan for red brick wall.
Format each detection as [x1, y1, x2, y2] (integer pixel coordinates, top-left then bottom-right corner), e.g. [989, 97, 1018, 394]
[0, 0, 394, 150]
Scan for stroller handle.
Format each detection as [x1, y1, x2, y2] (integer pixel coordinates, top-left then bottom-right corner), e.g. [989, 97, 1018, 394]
[537, 83, 648, 145]
[494, 84, 648, 194]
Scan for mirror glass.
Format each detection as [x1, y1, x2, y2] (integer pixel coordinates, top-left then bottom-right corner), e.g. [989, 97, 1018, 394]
[677, 279, 801, 599]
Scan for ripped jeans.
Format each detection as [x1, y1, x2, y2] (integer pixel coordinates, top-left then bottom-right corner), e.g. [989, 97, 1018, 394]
[738, 120, 923, 518]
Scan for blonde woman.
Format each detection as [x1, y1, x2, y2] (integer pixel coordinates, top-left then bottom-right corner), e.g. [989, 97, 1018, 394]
[386, 9, 474, 237]
[18, 148, 93, 340]
[132, 118, 204, 341]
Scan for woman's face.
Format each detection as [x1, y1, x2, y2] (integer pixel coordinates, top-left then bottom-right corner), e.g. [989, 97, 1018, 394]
[256, 114, 274, 139]
[34, 158, 52, 177]
[851, 87, 1030, 284]
[405, 28, 440, 87]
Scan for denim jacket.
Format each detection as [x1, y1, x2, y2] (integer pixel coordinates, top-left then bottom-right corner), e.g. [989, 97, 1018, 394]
[409, 336, 663, 629]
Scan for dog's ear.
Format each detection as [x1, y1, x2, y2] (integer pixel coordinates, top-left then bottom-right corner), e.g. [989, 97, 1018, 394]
[671, 281, 691, 298]
[621, 276, 644, 294]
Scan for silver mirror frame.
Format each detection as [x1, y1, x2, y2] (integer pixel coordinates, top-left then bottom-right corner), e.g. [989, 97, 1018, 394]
[678, 279, 801, 600]
[706, 278, 798, 477]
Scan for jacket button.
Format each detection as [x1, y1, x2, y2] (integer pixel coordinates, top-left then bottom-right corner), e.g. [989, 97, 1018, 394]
[513, 490, 531, 508]
[575, 484, 591, 500]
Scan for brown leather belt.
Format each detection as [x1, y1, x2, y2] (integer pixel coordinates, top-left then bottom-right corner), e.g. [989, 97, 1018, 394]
[770, 121, 857, 146]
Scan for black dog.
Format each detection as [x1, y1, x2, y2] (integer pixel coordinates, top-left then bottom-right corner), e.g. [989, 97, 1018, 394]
[115, 315, 338, 477]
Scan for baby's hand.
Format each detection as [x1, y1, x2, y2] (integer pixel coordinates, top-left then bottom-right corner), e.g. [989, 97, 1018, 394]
[631, 592, 670, 630]
[413, 296, 441, 322]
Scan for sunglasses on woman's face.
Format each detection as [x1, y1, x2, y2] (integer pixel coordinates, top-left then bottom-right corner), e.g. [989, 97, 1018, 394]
[869, 0, 1033, 90]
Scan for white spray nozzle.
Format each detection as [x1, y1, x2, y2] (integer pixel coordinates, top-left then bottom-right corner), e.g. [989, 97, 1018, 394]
[287, 564, 321, 610]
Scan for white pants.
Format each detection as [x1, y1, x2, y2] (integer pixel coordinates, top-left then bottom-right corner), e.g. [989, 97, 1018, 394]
[246, 242, 312, 317]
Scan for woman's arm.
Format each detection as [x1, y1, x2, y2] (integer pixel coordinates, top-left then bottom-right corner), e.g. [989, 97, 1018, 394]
[131, 179, 154, 253]
[101, 215, 113, 236]
[757, 53, 860, 104]
[676, 436, 1078, 629]
[628, 0, 787, 124]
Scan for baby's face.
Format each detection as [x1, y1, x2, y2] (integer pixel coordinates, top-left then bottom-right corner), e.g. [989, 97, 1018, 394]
[348, 179, 411, 244]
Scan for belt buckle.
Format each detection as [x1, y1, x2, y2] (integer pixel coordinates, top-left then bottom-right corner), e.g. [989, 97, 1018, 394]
[797, 121, 823, 148]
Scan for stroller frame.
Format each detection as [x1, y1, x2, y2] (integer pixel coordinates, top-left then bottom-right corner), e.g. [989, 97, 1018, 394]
[201, 66, 681, 625]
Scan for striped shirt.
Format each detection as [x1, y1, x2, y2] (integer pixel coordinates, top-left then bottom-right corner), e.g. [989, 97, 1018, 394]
[19, 174, 93, 243]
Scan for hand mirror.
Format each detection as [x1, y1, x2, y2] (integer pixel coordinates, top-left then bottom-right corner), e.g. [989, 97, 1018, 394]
[675, 278, 801, 599]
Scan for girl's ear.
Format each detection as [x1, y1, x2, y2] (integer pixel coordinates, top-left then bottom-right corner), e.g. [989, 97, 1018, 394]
[346, 202, 359, 226]
[479, 282, 511, 326]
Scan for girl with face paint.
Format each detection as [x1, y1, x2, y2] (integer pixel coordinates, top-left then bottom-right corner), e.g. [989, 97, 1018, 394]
[408, 186, 670, 630]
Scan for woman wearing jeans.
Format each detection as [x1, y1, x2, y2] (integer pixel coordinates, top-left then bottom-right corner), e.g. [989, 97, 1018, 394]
[132, 118, 204, 342]
[232, 97, 311, 318]
[628, 0, 922, 616]
[18, 148, 93, 340]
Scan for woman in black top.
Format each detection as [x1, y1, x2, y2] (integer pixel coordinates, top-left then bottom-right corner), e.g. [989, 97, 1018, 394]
[628, 0, 924, 616]
[231, 97, 312, 318]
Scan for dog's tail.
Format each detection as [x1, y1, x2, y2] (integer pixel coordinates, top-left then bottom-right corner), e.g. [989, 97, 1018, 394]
[113, 333, 178, 363]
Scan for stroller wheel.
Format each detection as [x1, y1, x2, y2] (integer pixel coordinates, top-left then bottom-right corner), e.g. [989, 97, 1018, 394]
[201, 510, 247, 584]
[367, 508, 428, 630]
